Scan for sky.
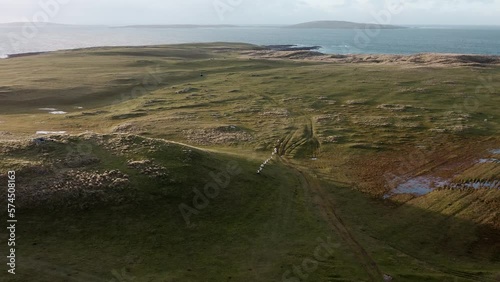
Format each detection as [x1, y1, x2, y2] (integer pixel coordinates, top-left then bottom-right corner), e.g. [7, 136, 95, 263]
[0, 0, 500, 26]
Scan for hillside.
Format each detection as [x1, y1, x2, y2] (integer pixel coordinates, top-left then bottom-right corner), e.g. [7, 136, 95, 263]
[1, 134, 346, 281]
[0, 43, 499, 281]
[286, 20, 406, 29]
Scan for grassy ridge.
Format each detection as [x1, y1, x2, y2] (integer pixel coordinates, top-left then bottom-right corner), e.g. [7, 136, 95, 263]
[1, 135, 354, 281]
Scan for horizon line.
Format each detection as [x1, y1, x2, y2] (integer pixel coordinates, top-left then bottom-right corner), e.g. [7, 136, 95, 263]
[1, 21, 500, 27]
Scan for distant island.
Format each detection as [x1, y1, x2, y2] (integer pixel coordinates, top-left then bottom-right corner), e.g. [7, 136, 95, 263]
[0, 21, 407, 29]
[119, 24, 238, 29]
[286, 20, 406, 29]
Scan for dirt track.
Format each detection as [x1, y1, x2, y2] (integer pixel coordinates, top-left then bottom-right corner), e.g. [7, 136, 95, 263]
[277, 119, 385, 281]
[277, 120, 497, 281]
[280, 156, 385, 281]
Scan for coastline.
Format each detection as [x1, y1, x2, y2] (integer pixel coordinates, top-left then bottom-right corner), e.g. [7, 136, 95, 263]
[245, 47, 500, 66]
[2, 43, 500, 67]
[4, 51, 48, 59]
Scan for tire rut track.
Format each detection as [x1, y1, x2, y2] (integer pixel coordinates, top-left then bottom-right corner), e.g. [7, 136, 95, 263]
[277, 116, 384, 281]
[281, 158, 385, 281]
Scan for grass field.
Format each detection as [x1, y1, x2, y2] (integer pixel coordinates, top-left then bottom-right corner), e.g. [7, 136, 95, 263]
[0, 43, 499, 281]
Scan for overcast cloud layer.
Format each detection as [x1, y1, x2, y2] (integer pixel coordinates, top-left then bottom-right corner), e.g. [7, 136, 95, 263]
[1, 0, 499, 26]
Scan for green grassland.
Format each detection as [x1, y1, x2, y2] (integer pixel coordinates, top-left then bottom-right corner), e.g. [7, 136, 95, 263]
[0, 43, 499, 281]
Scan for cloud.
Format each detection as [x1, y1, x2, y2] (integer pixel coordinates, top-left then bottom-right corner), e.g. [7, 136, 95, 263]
[403, 0, 497, 10]
[0, 0, 499, 25]
[298, 0, 347, 11]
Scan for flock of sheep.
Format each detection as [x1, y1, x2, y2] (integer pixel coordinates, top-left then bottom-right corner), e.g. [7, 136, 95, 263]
[257, 147, 279, 174]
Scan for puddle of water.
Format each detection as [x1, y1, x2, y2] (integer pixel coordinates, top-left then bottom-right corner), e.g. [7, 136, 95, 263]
[384, 176, 449, 198]
[36, 131, 67, 135]
[385, 151, 500, 199]
[38, 108, 68, 114]
[458, 180, 500, 189]
[478, 158, 500, 164]
[385, 176, 500, 199]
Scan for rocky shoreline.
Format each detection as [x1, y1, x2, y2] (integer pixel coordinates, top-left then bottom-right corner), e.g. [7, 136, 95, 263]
[245, 47, 500, 66]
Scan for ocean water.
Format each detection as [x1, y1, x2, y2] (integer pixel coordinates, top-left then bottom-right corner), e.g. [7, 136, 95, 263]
[1, 25, 500, 58]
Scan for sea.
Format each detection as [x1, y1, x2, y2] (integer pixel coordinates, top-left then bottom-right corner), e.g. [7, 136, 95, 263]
[1, 24, 500, 58]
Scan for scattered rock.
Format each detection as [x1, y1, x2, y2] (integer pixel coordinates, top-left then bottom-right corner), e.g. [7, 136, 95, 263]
[352, 116, 392, 127]
[127, 159, 169, 179]
[61, 153, 101, 168]
[244, 50, 500, 66]
[322, 136, 341, 143]
[143, 99, 166, 106]
[377, 104, 412, 112]
[175, 87, 198, 94]
[112, 122, 143, 133]
[314, 115, 333, 123]
[260, 109, 290, 117]
[345, 99, 369, 105]
[183, 126, 253, 145]
[17, 170, 130, 209]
